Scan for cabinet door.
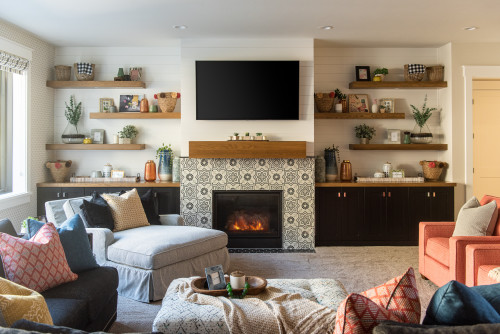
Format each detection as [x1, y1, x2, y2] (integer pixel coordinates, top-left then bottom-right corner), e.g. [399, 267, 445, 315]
[429, 187, 454, 222]
[340, 188, 364, 242]
[60, 187, 85, 199]
[386, 187, 410, 243]
[155, 188, 180, 214]
[363, 187, 386, 241]
[84, 187, 108, 196]
[37, 188, 62, 216]
[315, 188, 342, 245]
[408, 187, 431, 242]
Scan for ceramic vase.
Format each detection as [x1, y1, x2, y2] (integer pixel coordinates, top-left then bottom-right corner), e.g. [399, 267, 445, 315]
[324, 150, 338, 182]
[158, 151, 172, 181]
[172, 156, 180, 182]
[61, 123, 84, 144]
[144, 160, 156, 182]
[315, 155, 326, 183]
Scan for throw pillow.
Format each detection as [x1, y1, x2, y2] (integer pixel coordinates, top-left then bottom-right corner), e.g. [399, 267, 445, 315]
[62, 196, 90, 222]
[335, 267, 420, 334]
[119, 189, 160, 225]
[480, 195, 500, 236]
[101, 188, 149, 232]
[423, 280, 500, 326]
[0, 223, 78, 292]
[79, 199, 114, 230]
[26, 215, 98, 273]
[453, 197, 498, 236]
[0, 277, 53, 326]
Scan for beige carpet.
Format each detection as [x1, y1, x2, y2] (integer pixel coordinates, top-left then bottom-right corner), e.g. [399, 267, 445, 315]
[109, 246, 438, 333]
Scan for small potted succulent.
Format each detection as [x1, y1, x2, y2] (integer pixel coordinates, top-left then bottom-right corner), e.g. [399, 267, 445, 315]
[255, 132, 263, 140]
[355, 123, 376, 144]
[373, 68, 389, 81]
[232, 132, 239, 141]
[118, 125, 138, 144]
[244, 132, 251, 140]
[334, 88, 347, 113]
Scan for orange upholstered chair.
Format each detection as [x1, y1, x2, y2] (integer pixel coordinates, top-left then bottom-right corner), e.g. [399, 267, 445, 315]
[419, 195, 500, 287]
[465, 244, 500, 286]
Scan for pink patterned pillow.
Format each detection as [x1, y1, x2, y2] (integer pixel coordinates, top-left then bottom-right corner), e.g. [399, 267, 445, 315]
[0, 223, 78, 292]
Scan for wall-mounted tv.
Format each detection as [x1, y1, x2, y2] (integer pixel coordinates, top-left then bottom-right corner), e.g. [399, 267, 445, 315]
[196, 60, 299, 120]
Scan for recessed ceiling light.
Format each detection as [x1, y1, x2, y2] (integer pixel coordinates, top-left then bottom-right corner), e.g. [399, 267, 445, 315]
[319, 26, 334, 30]
[173, 25, 188, 30]
[464, 26, 478, 31]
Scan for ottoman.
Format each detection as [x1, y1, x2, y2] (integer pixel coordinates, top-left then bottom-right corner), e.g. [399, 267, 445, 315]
[153, 278, 348, 334]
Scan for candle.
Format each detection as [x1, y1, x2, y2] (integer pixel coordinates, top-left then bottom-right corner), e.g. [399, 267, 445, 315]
[230, 271, 246, 289]
[113, 134, 119, 144]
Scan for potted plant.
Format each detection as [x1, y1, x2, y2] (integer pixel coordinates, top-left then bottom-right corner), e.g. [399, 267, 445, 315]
[355, 124, 376, 144]
[21, 216, 39, 234]
[373, 68, 389, 81]
[118, 125, 138, 144]
[244, 132, 251, 140]
[255, 132, 263, 140]
[410, 95, 438, 144]
[62, 96, 84, 143]
[232, 132, 239, 140]
[334, 88, 347, 113]
[156, 143, 173, 181]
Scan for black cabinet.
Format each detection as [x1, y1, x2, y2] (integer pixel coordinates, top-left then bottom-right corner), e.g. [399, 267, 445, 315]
[37, 187, 85, 216]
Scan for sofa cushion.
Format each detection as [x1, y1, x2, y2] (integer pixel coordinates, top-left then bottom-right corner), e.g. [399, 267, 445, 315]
[45, 196, 89, 226]
[63, 198, 86, 221]
[101, 189, 149, 232]
[374, 320, 500, 334]
[453, 197, 498, 236]
[480, 195, 500, 236]
[43, 298, 88, 330]
[108, 225, 228, 270]
[425, 237, 449, 266]
[140, 189, 160, 225]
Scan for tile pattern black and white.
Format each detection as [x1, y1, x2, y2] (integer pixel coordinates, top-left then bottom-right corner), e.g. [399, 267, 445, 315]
[180, 158, 315, 250]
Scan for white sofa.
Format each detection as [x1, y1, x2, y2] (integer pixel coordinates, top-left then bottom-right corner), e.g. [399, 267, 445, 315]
[45, 197, 230, 302]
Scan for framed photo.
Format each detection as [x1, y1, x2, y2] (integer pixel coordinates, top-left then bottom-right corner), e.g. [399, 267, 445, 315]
[99, 98, 114, 113]
[355, 66, 371, 81]
[387, 129, 401, 144]
[119, 94, 144, 112]
[380, 98, 395, 113]
[205, 264, 226, 290]
[348, 94, 369, 113]
[111, 170, 125, 178]
[90, 129, 105, 144]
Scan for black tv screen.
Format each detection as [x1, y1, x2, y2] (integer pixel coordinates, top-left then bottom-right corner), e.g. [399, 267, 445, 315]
[196, 60, 299, 120]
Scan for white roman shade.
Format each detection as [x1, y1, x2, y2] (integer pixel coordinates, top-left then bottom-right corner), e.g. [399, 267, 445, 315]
[0, 50, 30, 74]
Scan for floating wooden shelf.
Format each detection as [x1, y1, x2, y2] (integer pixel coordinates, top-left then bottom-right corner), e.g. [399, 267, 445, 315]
[315, 182, 456, 188]
[349, 81, 447, 89]
[37, 181, 180, 188]
[189, 141, 306, 158]
[90, 112, 180, 119]
[349, 144, 448, 151]
[315, 113, 405, 119]
[46, 144, 145, 150]
[46, 81, 146, 89]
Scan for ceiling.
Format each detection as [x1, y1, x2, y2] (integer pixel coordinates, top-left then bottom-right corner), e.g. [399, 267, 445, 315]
[1, 0, 499, 47]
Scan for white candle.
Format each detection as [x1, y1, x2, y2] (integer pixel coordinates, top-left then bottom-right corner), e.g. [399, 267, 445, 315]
[113, 134, 119, 144]
[230, 271, 246, 289]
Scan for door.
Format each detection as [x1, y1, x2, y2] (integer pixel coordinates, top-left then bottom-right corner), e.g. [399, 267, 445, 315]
[315, 188, 342, 245]
[340, 188, 364, 242]
[472, 81, 500, 198]
[386, 187, 409, 242]
[363, 187, 386, 241]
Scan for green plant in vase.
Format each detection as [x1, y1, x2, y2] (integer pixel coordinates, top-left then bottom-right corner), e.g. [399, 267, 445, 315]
[373, 68, 388, 81]
[334, 88, 347, 112]
[62, 96, 84, 143]
[355, 123, 376, 144]
[156, 143, 173, 181]
[410, 94, 438, 144]
[118, 125, 138, 144]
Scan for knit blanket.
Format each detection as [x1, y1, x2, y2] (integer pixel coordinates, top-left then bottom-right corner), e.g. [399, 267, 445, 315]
[488, 267, 500, 282]
[174, 278, 337, 334]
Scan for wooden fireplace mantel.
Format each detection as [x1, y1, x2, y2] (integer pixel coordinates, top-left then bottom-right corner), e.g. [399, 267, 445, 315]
[189, 141, 307, 158]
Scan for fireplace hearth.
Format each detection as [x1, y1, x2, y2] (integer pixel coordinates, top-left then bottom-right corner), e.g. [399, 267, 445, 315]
[213, 190, 282, 248]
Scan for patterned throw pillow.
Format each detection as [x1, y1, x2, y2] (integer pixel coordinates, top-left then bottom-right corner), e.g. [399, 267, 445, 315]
[0, 223, 78, 292]
[101, 188, 149, 232]
[334, 267, 420, 334]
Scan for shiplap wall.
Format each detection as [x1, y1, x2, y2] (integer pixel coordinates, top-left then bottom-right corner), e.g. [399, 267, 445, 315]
[53, 46, 182, 177]
[314, 47, 448, 177]
[180, 39, 315, 156]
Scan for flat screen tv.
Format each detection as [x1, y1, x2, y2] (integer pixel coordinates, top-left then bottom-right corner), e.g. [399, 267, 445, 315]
[196, 60, 299, 120]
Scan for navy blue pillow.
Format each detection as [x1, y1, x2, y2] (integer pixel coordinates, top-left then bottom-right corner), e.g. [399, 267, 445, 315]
[79, 199, 114, 230]
[423, 280, 500, 326]
[26, 215, 98, 273]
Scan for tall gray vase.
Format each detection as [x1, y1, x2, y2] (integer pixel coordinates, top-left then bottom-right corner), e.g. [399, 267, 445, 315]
[315, 156, 326, 183]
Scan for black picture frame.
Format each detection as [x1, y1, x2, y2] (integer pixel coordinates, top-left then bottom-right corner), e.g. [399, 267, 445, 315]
[355, 66, 371, 81]
[205, 264, 226, 290]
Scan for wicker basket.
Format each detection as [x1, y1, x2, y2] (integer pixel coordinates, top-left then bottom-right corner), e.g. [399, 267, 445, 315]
[157, 92, 178, 113]
[426, 66, 444, 81]
[314, 93, 334, 112]
[420, 160, 447, 181]
[46, 160, 72, 183]
[404, 64, 425, 81]
[54, 65, 71, 81]
[73, 63, 95, 81]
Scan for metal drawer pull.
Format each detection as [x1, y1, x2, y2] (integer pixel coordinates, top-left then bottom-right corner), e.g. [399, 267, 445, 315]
[433, 192, 436, 198]
[344, 192, 346, 198]
[383, 192, 386, 197]
[427, 192, 430, 197]
[338, 192, 341, 198]
[388, 192, 391, 198]
[63, 192, 67, 198]
[56, 192, 60, 198]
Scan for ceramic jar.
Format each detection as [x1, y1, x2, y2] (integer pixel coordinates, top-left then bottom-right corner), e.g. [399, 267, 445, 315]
[144, 160, 156, 182]
[102, 163, 112, 178]
[158, 151, 172, 181]
[340, 160, 352, 181]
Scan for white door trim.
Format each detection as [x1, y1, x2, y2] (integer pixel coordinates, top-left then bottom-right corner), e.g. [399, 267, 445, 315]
[463, 66, 500, 199]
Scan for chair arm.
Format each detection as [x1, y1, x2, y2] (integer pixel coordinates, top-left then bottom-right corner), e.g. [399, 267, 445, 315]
[466, 244, 500, 286]
[159, 214, 184, 226]
[85, 228, 114, 265]
[449, 236, 500, 284]
[419, 222, 455, 274]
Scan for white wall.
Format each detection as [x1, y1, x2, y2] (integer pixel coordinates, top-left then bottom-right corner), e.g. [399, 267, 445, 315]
[314, 46, 447, 177]
[0, 19, 55, 229]
[180, 39, 315, 156]
[52, 46, 182, 177]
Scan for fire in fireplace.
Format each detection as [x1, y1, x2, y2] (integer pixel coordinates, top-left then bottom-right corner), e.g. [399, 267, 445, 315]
[226, 210, 270, 232]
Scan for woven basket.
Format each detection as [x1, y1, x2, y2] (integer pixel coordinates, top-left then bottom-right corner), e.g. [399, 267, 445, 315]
[404, 64, 425, 81]
[46, 160, 72, 183]
[157, 92, 178, 113]
[420, 160, 447, 181]
[314, 93, 334, 112]
[426, 66, 444, 81]
[73, 63, 95, 81]
[54, 65, 71, 81]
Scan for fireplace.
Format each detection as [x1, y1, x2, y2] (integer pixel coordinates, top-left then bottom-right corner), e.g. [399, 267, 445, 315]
[213, 190, 282, 248]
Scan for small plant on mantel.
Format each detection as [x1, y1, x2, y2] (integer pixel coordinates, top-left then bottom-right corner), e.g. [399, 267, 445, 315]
[118, 125, 138, 144]
[156, 143, 173, 167]
[373, 68, 388, 81]
[334, 88, 346, 102]
[354, 123, 376, 144]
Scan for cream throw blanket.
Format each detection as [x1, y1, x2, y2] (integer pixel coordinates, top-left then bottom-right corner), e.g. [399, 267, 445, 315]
[174, 278, 336, 334]
[488, 267, 500, 282]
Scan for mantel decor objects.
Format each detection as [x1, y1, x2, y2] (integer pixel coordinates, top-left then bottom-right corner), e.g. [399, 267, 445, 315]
[118, 125, 138, 144]
[314, 92, 335, 113]
[62, 95, 84, 144]
[410, 94, 438, 144]
[99, 98, 114, 113]
[74, 63, 95, 81]
[155, 92, 180, 113]
[46, 160, 72, 183]
[379, 98, 395, 113]
[355, 66, 371, 81]
[119, 95, 144, 112]
[348, 94, 369, 113]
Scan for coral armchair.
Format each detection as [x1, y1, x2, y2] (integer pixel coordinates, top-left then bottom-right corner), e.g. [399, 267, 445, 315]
[466, 244, 500, 286]
[419, 195, 500, 287]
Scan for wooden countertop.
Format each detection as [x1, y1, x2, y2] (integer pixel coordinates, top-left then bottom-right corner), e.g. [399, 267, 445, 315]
[315, 181, 456, 187]
[37, 181, 180, 188]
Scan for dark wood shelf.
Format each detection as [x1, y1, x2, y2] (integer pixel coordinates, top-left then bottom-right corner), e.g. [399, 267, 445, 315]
[348, 81, 447, 89]
[189, 141, 306, 158]
[315, 113, 405, 119]
[46, 144, 145, 150]
[349, 144, 448, 150]
[46, 81, 146, 89]
[89, 112, 180, 119]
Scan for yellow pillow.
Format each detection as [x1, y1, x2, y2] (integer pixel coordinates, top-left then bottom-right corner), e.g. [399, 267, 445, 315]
[102, 188, 149, 232]
[0, 277, 53, 326]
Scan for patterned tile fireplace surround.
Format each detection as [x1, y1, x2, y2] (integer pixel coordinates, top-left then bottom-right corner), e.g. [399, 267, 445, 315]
[180, 158, 315, 250]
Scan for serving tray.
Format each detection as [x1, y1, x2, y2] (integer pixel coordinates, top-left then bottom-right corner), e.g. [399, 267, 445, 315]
[191, 276, 267, 297]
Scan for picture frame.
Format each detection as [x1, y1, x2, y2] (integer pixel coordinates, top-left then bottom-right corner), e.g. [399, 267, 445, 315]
[348, 94, 369, 113]
[90, 129, 105, 144]
[99, 98, 114, 113]
[387, 129, 401, 144]
[204, 264, 226, 290]
[119, 94, 144, 112]
[379, 98, 395, 113]
[355, 66, 371, 81]
[111, 170, 125, 178]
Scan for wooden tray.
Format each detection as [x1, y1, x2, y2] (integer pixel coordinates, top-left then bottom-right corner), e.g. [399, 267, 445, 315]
[191, 276, 267, 297]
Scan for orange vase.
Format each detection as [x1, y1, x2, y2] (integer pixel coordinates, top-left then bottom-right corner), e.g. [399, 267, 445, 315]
[340, 160, 352, 181]
[140, 98, 149, 113]
[144, 160, 156, 182]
